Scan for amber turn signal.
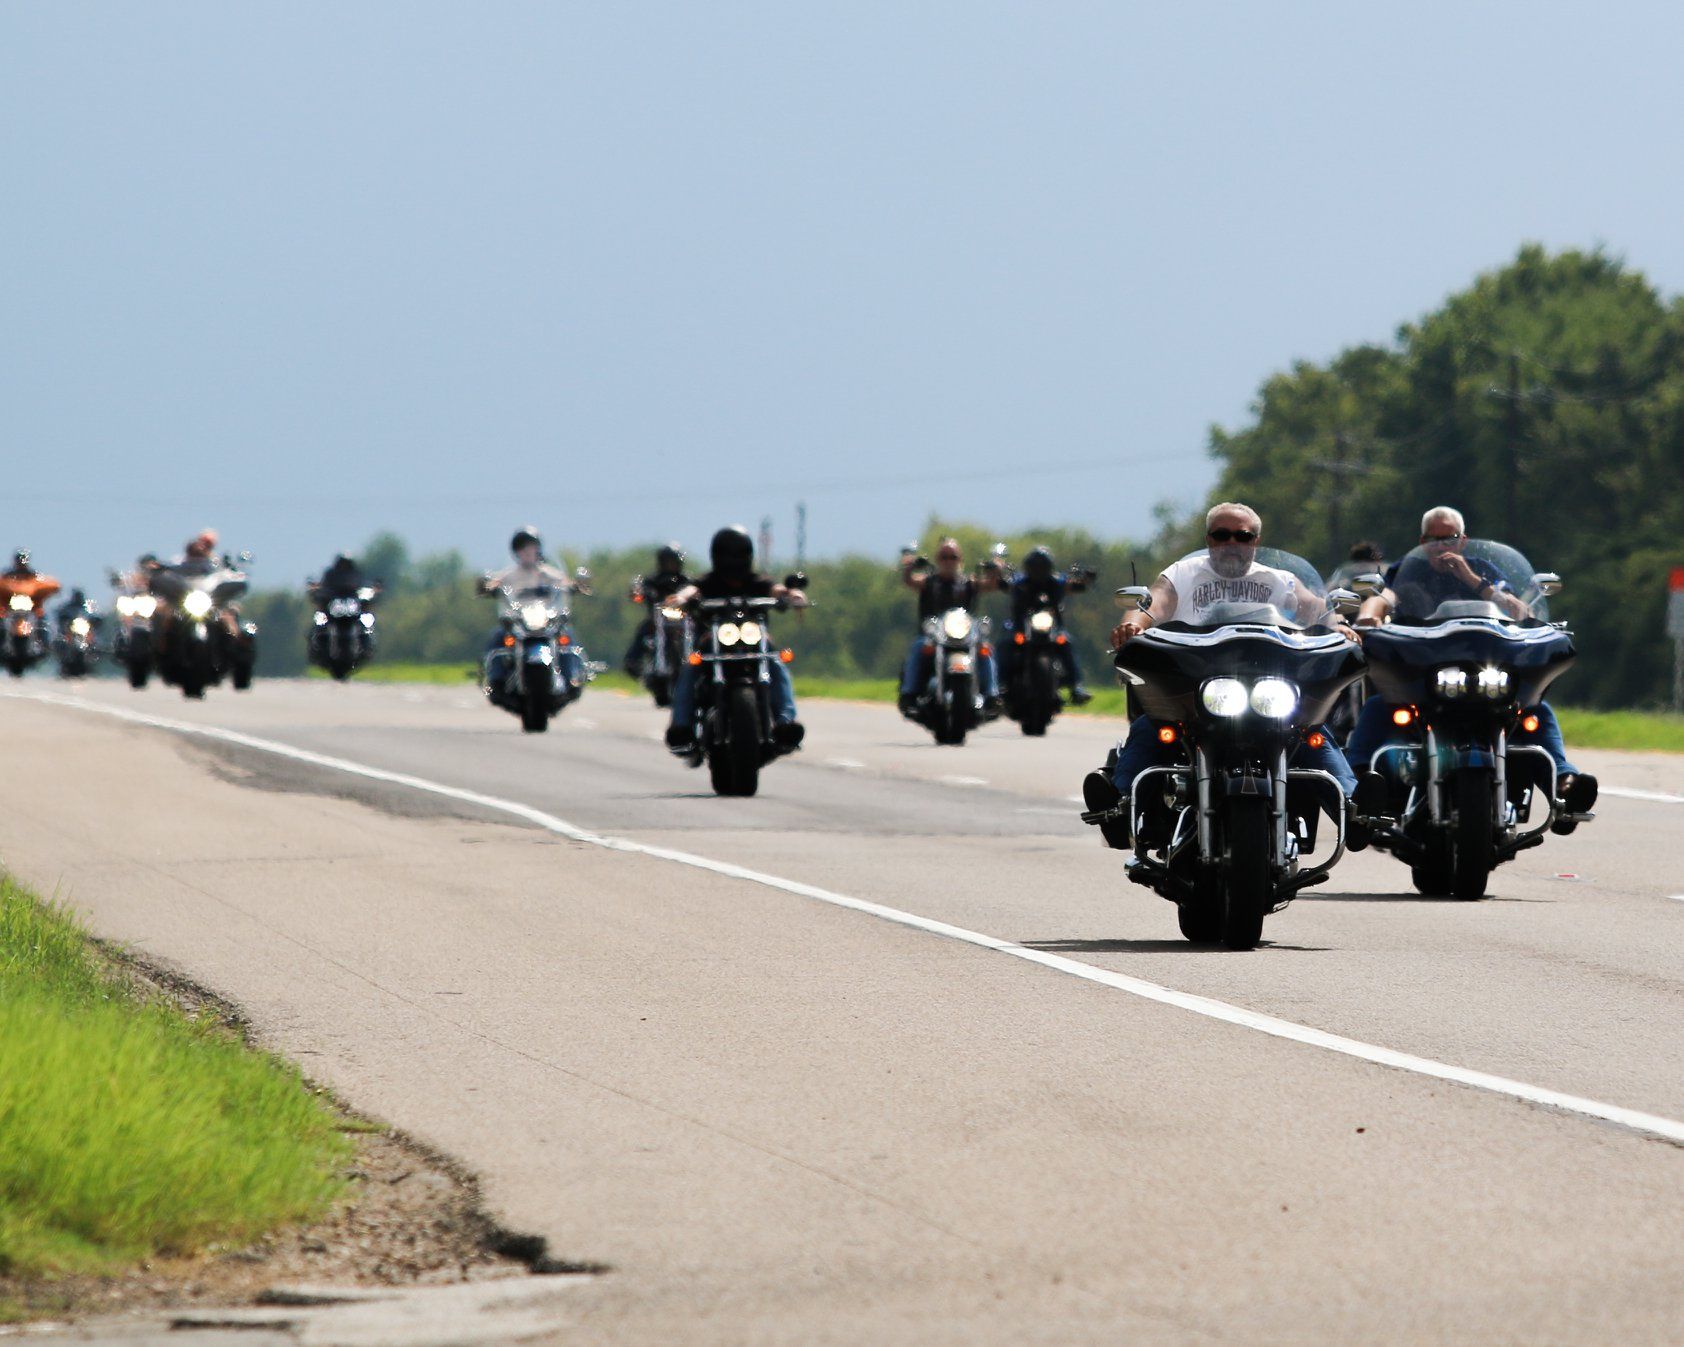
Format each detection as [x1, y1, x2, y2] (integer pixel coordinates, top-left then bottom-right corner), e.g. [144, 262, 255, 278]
[1307, 731, 1326, 749]
[779, 648, 795, 664]
[1391, 707, 1414, 727]
[1156, 725, 1178, 744]
[687, 652, 703, 666]
[1522, 713, 1540, 733]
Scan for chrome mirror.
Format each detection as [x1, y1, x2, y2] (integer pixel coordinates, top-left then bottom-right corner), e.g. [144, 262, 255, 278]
[1530, 571, 1562, 597]
[1115, 586, 1152, 613]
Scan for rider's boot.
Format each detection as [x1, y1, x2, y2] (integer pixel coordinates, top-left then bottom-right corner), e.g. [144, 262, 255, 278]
[1080, 770, 1131, 850]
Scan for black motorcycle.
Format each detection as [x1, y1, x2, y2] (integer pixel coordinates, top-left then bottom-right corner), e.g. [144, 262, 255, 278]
[482, 578, 595, 732]
[151, 557, 257, 699]
[2, 597, 49, 678]
[628, 578, 691, 708]
[1101, 549, 1367, 949]
[110, 579, 157, 689]
[1002, 562, 1094, 737]
[1354, 540, 1584, 899]
[677, 580, 807, 797]
[54, 604, 103, 678]
[908, 604, 991, 746]
[309, 583, 381, 681]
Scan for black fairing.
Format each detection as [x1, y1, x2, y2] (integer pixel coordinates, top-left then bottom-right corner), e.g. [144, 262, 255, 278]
[1362, 621, 1575, 709]
[1116, 627, 1366, 728]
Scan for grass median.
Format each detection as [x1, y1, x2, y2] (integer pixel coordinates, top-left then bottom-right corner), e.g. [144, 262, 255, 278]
[0, 879, 350, 1287]
[298, 663, 1684, 752]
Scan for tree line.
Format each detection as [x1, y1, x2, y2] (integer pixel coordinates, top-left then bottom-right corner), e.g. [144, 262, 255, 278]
[246, 247, 1684, 709]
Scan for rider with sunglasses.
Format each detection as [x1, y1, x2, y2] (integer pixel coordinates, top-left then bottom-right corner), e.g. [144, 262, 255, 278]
[1091, 502, 1366, 845]
[897, 538, 1002, 717]
[1344, 506, 1595, 824]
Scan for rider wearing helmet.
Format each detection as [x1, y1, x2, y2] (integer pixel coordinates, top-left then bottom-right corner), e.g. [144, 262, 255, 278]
[664, 525, 808, 753]
[997, 545, 1093, 705]
[623, 543, 692, 678]
[477, 528, 581, 688]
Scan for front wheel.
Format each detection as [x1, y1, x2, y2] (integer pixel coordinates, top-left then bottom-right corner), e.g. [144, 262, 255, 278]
[520, 687, 551, 732]
[1218, 798, 1272, 950]
[1018, 652, 1056, 736]
[1450, 768, 1496, 899]
[709, 683, 761, 797]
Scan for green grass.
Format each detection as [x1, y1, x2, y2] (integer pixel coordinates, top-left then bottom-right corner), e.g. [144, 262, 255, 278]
[1553, 706, 1684, 754]
[0, 880, 351, 1279]
[305, 660, 476, 685]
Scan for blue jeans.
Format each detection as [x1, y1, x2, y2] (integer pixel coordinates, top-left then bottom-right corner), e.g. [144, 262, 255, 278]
[1111, 717, 1357, 800]
[899, 637, 999, 699]
[671, 661, 797, 730]
[1345, 696, 1576, 775]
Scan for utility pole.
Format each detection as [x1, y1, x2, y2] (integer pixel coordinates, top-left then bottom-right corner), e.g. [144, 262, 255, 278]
[1311, 429, 1371, 565]
[758, 515, 773, 568]
[1502, 352, 1522, 542]
[795, 501, 807, 569]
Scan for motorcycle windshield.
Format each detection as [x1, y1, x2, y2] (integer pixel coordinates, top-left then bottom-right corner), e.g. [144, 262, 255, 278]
[1158, 547, 1340, 633]
[1387, 539, 1551, 624]
[501, 585, 568, 622]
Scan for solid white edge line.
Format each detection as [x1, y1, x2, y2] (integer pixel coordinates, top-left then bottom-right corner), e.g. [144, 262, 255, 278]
[20, 689, 1684, 1149]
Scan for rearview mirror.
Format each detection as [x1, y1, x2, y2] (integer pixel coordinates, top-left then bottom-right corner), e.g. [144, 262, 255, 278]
[1327, 587, 1362, 617]
[783, 572, 809, 590]
[1351, 572, 1384, 598]
[575, 566, 592, 581]
[1530, 571, 1562, 597]
[1115, 586, 1152, 613]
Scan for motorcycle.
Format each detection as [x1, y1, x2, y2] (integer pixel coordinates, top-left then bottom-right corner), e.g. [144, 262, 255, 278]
[628, 577, 691, 708]
[309, 584, 381, 681]
[53, 604, 103, 679]
[909, 605, 992, 746]
[483, 575, 595, 732]
[110, 575, 158, 689]
[2, 595, 49, 678]
[1353, 539, 1584, 899]
[150, 557, 257, 699]
[1101, 548, 1368, 949]
[677, 578, 807, 797]
[1002, 562, 1094, 737]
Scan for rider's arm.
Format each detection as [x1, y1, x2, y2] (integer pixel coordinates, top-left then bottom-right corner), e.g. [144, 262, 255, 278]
[899, 556, 926, 592]
[1355, 590, 1394, 627]
[771, 583, 809, 608]
[1112, 577, 1176, 646]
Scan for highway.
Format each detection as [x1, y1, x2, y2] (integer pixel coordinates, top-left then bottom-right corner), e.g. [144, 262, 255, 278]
[6, 678, 1684, 1344]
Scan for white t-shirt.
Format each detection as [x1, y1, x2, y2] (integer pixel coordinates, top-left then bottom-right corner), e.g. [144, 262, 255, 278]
[1159, 555, 1301, 625]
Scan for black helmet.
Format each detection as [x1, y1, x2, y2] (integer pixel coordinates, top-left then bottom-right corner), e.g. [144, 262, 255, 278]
[709, 525, 754, 576]
[510, 527, 541, 556]
[1023, 545, 1054, 577]
[68, 587, 86, 605]
[12, 549, 29, 569]
[656, 542, 685, 571]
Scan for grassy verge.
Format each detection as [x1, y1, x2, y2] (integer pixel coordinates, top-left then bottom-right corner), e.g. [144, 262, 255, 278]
[1553, 706, 1684, 754]
[305, 661, 476, 685]
[0, 879, 350, 1283]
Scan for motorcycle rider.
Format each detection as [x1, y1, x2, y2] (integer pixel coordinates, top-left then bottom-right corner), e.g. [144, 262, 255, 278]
[0, 550, 62, 616]
[664, 525, 808, 754]
[1083, 502, 1374, 848]
[997, 545, 1094, 706]
[623, 543, 691, 678]
[897, 537, 1002, 718]
[153, 530, 248, 645]
[53, 587, 97, 636]
[308, 554, 380, 661]
[1329, 540, 1387, 592]
[476, 527, 583, 690]
[1347, 505, 1595, 824]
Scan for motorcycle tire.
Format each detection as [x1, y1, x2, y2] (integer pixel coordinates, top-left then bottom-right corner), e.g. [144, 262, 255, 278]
[936, 674, 972, 746]
[709, 683, 761, 797]
[1410, 839, 1453, 896]
[1018, 652, 1057, 737]
[520, 688, 551, 733]
[1218, 798, 1271, 950]
[128, 659, 150, 690]
[1450, 768, 1495, 900]
[649, 675, 671, 708]
[1176, 897, 1222, 944]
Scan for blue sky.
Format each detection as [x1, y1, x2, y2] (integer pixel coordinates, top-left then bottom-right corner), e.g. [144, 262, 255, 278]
[6, 1, 1684, 590]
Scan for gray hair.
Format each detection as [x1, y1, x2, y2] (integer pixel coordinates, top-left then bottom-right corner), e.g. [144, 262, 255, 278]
[1205, 501, 1262, 532]
[1420, 505, 1466, 535]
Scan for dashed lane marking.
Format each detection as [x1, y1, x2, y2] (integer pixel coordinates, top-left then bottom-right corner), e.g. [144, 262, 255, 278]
[938, 774, 989, 788]
[827, 758, 866, 770]
[20, 690, 1684, 1150]
[1603, 786, 1684, 804]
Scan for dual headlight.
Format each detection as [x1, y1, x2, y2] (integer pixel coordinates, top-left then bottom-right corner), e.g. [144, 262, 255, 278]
[8, 595, 32, 613]
[116, 594, 158, 619]
[1200, 677, 1299, 719]
[716, 620, 762, 647]
[1434, 666, 1510, 699]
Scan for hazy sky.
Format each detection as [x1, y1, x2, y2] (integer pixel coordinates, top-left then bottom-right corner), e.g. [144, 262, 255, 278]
[6, 1, 1684, 591]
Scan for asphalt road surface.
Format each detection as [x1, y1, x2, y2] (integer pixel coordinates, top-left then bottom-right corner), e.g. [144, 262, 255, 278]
[6, 678, 1684, 1345]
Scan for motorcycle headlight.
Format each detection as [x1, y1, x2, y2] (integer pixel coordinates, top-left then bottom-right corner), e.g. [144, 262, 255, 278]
[115, 596, 134, 617]
[1029, 610, 1055, 633]
[660, 606, 685, 621]
[313, 611, 328, 626]
[8, 595, 31, 612]
[738, 620, 762, 645]
[941, 610, 973, 640]
[131, 595, 156, 619]
[1476, 667, 1511, 699]
[520, 602, 551, 629]
[1201, 677, 1248, 717]
[359, 613, 375, 628]
[70, 618, 91, 635]
[1435, 667, 1469, 698]
[328, 596, 360, 617]
[717, 622, 741, 647]
[1249, 678, 1298, 718]
[182, 591, 214, 618]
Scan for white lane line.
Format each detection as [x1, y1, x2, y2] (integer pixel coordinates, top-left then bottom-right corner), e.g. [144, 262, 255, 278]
[1604, 786, 1684, 805]
[827, 757, 866, 770]
[1669, 896, 1684, 904]
[572, 717, 598, 730]
[938, 774, 989, 788]
[22, 690, 1684, 1149]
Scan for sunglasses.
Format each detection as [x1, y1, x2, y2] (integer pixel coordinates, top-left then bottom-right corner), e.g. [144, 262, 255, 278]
[1422, 532, 1463, 545]
[1207, 528, 1257, 544]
